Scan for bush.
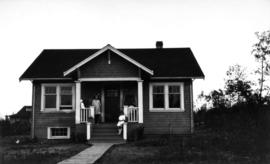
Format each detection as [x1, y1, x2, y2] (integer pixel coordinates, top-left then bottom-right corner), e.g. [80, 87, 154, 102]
[127, 123, 144, 141]
[0, 120, 31, 137]
[194, 104, 270, 132]
[12, 120, 31, 135]
[0, 120, 11, 137]
[74, 133, 86, 142]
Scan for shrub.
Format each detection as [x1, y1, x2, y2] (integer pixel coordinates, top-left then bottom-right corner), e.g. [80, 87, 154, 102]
[194, 103, 270, 132]
[0, 120, 31, 136]
[127, 123, 144, 141]
[74, 133, 86, 142]
[0, 120, 11, 136]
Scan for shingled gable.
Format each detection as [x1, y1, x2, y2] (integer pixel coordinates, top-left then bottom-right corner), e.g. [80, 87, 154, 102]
[63, 44, 154, 77]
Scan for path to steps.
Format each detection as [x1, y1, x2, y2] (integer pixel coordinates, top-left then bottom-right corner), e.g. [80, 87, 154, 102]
[58, 143, 115, 164]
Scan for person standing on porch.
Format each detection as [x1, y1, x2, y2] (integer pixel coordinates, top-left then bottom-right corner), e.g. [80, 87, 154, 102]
[80, 99, 86, 109]
[92, 94, 101, 124]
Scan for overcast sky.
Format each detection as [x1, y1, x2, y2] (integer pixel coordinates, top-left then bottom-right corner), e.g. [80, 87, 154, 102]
[0, 0, 269, 118]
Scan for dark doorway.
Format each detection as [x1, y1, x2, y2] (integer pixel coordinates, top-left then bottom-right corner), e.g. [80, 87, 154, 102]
[105, 87, 120, 122]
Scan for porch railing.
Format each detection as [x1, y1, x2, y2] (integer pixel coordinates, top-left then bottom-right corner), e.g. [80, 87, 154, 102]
[124, 106, 138, 122]
[80, 106, 95, 123]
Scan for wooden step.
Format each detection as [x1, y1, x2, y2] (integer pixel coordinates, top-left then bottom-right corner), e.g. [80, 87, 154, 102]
[91, 123, 124, 143]
[92, 132, 119, 136]
[93, 123, 117, 128]
[90, 139, 125, 143]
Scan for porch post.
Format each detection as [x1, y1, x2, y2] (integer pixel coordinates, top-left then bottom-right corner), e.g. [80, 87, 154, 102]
[75, 81, 81, 124]
[138, 80, 143, 123]
[123, 123, 127, 140]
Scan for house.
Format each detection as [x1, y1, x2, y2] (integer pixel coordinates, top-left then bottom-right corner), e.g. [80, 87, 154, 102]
[8, 106, 32, 124]
[19, 41, 204, 141]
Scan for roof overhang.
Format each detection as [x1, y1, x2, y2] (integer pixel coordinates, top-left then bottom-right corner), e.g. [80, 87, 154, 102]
[151, 76, 205, 80]
[19, 77, 72, 81]
[63, 44, 154, 77]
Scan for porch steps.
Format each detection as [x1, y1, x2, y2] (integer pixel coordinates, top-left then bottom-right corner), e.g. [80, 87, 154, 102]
[91, 123, 124, 143]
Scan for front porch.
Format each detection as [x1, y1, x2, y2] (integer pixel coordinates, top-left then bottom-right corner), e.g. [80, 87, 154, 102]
[74, 79, 144, 141]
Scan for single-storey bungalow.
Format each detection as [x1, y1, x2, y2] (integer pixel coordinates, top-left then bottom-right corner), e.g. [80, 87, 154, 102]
[20, 41, 204, 141]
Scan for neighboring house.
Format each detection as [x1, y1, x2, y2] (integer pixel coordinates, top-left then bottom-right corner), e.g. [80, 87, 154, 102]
[9, 106, 32, 124]
[19, 41, 204, 141]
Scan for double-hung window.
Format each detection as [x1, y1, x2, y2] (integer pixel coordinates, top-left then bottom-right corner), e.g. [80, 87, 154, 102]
[41, 84, 74, 112]
[60, 86, 73, 110]
[152, 85, 165, 108]
[44, 86, 57, 109]
[150, 83, 184, 111]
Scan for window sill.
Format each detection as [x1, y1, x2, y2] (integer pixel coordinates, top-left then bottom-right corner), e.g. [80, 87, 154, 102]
[149, 108, 185, 112]
[41, 109, 75, 113]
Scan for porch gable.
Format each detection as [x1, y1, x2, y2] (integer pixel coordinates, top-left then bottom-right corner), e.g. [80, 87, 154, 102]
[78, 49, 143, 78]
[63, 44, 154, 77]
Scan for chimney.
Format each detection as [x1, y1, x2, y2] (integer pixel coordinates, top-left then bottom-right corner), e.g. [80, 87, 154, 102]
[156, 41, 163, 49]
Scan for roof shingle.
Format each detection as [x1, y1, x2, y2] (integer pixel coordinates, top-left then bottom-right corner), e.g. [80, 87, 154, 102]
[20, 48, 204, 80]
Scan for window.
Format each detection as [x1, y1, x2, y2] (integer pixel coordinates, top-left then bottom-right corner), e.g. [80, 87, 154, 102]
[169, 86, 181, 108]
[41, 84, 74, 112]
[44, 86, 57, 109]
[149, 83, 184, 111]
[47, 127, 70, 139]
[60, 87, 73, 110]
[152, 85, 165, 108]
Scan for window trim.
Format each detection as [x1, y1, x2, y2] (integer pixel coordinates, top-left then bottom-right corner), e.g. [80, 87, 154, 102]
[41, 84, 75, 112]
[149, 82, 185, 112]
[47, 127, 70, 139]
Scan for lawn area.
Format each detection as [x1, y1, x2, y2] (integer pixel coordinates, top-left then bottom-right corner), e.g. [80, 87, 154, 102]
[96, 128, 270, 164]
[0, 135, 89, 164]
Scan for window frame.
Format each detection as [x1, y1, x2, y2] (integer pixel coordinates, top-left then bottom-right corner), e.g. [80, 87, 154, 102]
[59, 86, 74, 110]
[47, 127, 70, 139]
[149, 82, 185, 112]
[41, 84, 75, 112]
[43, 86, 57, 110]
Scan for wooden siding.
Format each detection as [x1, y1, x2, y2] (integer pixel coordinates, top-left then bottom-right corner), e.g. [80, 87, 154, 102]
[80, 51, 140, 78]
[31, 79, 193, 138]
[32, 82, 75, 139]
[143, 80, 192, 134]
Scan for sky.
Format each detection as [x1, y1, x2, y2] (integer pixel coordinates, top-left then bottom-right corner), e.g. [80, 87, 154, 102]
[0, 0, 269, 118]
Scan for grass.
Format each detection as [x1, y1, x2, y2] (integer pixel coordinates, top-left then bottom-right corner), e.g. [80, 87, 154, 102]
[96, 127, 270, 164]
[1, 122, 269, 164]
[0, 135, 89, 164]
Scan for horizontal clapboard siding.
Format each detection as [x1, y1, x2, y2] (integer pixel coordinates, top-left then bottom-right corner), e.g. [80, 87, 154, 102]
[33, 82, 75, 139]
[31, 79, 193, 138]
[80, 51, 139, 78]
[143, 80, 192, 134]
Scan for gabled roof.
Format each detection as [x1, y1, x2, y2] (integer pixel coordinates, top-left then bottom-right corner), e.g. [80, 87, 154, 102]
[9, 106, 32, 119]
[20, 45, 205, 81]
[63, 44, 154, 76]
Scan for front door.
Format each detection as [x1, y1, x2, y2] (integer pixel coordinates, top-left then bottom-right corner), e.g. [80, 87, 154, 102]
[105, 87, 120, 122]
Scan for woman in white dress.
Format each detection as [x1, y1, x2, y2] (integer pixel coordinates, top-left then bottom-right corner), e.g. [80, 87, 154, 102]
[92, 94, 101, 124]
[117, 111, 126, 135]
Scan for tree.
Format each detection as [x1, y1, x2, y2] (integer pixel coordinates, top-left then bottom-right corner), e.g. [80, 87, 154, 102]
[204, 89, 228, 108]
[252, 30, 270, 102]
[224, 64, 252, 104]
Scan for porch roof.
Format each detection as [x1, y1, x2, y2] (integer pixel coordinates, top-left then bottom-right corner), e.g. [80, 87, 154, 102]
[19, 45, 205, 81]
